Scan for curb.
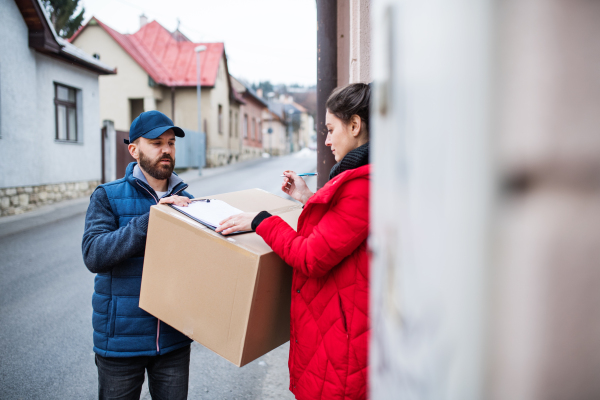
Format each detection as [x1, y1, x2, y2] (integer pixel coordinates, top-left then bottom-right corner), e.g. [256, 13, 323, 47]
[177, 157, 272, 184]
[0, 196, 90, 239]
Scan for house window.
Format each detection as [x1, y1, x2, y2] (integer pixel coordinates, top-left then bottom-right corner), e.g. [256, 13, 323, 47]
[251, 117, 256, 140]
[229, 110, 232, 137]
[130, 98, 144, 124]
[218, 104, 223, 134]
[235, 112, 238, 137]
[54, 83, 78, 142]
[243, 114, 248, 138]
[258, 119, 262, 142]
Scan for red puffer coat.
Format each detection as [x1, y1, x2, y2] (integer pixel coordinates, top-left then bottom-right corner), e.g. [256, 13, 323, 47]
[256, 164, 370, 400]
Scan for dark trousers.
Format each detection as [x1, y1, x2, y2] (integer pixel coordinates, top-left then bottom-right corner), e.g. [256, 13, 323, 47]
[95, 345, 191, 400]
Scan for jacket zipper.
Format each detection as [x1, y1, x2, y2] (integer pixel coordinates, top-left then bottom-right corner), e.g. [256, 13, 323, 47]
[136, 181, 159, 204]
[135, 180, 188, 354]
[338, 294, 348, 337]
[135, 181, 161, 352]
[156, 319, 161, 353]
[172, 185, 187, 196]
[136, 180, 188, 202]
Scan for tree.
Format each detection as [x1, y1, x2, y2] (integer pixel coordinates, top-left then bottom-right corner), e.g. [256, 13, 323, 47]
[42, 0, 85, 39]
[252, 81, 275, 95]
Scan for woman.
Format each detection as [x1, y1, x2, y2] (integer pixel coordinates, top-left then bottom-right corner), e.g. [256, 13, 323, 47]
[218, 83, 370, 400]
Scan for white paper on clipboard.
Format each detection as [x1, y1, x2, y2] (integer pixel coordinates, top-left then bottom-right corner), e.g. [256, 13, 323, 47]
[171, 199, 244, 230]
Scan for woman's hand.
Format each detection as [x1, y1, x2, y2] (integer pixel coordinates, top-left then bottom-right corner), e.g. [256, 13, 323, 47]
[216, 212, 258, 235]
[159, 195, 192, 207]
[282, 171, 314, 205]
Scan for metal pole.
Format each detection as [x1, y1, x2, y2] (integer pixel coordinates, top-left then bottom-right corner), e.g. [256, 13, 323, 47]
[316, 0, 338, 189]
[195, 45, 206, 173]
[101, 125, 106, 184]
[196, 51, 202, 134]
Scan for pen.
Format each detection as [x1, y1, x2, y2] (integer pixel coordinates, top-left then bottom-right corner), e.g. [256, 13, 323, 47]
[280, 173, 318, 177]
[190, 198, 211, 202]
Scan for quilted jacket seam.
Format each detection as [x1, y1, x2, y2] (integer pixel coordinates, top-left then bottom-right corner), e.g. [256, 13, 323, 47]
[317, 359, 329, 400]
[260, 165, 370, 399]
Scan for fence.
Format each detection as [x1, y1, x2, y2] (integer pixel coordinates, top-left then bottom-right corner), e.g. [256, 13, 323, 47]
[174, 129, 206, 169]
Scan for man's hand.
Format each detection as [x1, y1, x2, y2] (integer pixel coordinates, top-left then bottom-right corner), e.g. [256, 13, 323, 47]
[216, 212, 258, 235]
[159, 196, 192, 207]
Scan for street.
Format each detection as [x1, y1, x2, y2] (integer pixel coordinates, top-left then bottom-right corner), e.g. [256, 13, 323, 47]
[0, 151, 317, 400]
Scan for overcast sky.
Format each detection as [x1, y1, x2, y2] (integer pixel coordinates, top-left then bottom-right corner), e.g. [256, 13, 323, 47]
[80, 0, 317, 86]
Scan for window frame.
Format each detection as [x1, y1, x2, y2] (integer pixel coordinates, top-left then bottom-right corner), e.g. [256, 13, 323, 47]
[235, 112, 239, 138]
[218, 104, 223, 134]
[258, 119, 262, 143]
[54, 82, 78, 142]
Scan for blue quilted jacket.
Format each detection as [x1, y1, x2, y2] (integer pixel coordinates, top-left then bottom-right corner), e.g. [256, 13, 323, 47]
[82, 162, 193, 357]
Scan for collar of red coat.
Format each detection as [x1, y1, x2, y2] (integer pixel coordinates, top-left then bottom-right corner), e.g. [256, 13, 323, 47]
[308, 164, 370, 205]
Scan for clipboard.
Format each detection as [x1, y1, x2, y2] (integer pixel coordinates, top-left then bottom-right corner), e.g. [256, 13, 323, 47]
[167, 200, 252, 235]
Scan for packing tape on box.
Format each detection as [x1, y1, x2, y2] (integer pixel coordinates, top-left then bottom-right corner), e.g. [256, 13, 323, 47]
[170, 211, 208, 229]
[266, 205, 302, 216]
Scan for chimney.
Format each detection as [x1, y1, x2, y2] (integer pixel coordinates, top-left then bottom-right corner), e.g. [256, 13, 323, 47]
[140, 14, 148, 28]
[256, 88, 263, 98]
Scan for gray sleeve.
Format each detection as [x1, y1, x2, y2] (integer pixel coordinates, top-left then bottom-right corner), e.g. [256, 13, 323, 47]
[81, 187, 150, 274]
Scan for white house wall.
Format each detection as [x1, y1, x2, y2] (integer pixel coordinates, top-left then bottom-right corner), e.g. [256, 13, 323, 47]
[0, 0, 102, 189]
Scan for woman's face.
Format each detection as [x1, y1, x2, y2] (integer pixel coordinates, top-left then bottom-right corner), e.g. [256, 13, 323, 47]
[325, 110, 358, 162]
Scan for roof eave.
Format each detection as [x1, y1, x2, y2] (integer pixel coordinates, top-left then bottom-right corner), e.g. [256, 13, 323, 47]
[15, 0, 61, 52]
[244, 91, 269, 108]
[164, 83, 216, 88]
[15, 1, 115, 74]
[56, 51, 116, 75]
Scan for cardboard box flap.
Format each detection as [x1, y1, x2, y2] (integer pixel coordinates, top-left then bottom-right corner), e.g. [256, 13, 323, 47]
[208, 189, 301, 214]
[154, 189, 303, 256]
[154, 204, 300, 256]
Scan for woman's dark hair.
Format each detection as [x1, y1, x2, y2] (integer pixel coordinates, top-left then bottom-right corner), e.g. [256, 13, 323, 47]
[325, 82, 371, 135]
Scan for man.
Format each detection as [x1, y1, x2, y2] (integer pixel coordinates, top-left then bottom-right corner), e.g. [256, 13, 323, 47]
[82, 110, 193, 400]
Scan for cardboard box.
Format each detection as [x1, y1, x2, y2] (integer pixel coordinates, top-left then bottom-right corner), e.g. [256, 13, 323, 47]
[139, 189, 302, 367]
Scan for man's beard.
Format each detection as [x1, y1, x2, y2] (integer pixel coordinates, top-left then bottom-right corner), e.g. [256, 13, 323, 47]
[139, 150, 175, 180]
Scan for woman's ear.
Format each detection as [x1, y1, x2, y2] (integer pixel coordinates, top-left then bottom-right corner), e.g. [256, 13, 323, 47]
[350, 115, 362, 138]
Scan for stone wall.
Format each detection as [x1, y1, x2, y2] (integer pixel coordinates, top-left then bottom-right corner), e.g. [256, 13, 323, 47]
[0, 180, 100, 217]
[206, 149, 241, 168]
[240, 147, 263, 161]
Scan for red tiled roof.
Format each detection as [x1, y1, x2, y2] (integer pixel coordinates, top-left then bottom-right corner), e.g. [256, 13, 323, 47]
[70, 18, 222, 87]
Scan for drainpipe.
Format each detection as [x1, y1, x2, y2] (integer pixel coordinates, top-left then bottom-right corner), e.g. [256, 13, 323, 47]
[101, 125, 106, 184]
[316, 0, 338, 189]
[171, 86, 176, 124]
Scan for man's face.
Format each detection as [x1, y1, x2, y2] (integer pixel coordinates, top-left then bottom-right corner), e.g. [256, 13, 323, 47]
[130, 129, 176, 180]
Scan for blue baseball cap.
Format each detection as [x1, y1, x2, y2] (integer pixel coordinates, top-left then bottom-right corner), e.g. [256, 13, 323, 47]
[124, 110, 185, 144]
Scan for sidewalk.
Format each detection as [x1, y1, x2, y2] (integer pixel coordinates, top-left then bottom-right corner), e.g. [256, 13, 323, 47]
[175, 156, 270, 183]
[0, 157, 273, 239]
